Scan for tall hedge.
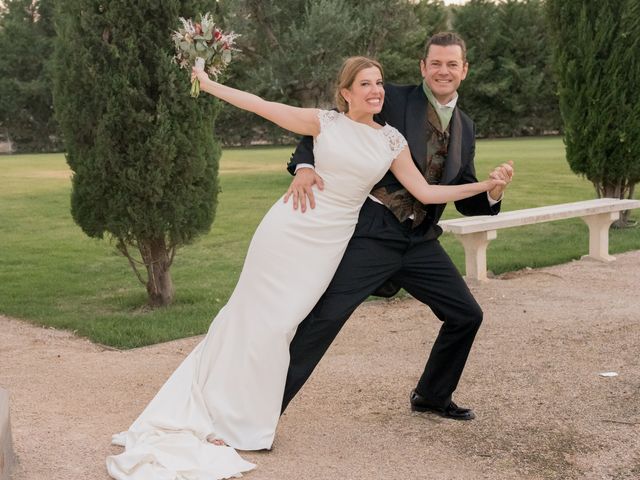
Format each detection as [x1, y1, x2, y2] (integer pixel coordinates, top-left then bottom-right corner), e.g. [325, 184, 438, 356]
[546, 0, 640, 208]
[53, 0, 221, 306]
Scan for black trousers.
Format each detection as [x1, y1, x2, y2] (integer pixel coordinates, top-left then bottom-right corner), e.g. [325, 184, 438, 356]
[281, 199, 483, 412]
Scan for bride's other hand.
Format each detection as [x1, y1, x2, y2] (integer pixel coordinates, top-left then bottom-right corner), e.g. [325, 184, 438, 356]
[484, 177, 507, 190]
[283, 168, 325, 213]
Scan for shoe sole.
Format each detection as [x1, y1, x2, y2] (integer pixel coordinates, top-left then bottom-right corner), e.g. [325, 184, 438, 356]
[410, 404, 475, 420]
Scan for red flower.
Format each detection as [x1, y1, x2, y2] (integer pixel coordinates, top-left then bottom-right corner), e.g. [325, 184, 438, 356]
[214, 30, 222, 40]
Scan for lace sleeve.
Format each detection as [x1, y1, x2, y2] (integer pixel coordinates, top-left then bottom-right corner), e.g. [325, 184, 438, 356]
[382, 126, 408, 158]
[317, 109, 340, 132]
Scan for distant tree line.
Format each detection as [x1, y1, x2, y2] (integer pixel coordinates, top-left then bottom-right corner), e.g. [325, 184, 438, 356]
[1, 0, 560, 152]
[214, 0, 561, 144]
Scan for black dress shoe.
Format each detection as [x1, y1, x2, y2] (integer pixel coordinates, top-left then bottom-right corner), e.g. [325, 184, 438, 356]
[410, 390, 476, 420]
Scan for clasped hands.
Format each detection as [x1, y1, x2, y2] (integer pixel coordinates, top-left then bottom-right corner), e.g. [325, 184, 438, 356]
[487, 160, 514, 201]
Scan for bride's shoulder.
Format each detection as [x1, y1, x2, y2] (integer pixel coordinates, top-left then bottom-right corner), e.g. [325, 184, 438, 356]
[317, 109, 341, 129]
[381, 124, 408, 156]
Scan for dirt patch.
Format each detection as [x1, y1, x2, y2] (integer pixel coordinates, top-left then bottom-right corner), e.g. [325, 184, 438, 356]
[2, 251, 639, 479]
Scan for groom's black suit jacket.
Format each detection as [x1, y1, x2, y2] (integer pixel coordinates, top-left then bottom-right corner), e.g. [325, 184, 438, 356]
[287, 83, 501, 240]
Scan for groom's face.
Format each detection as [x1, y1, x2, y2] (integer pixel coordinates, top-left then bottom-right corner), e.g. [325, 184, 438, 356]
[420, 44, 468, 105]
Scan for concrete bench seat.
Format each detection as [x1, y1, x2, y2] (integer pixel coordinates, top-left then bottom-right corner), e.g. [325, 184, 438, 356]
[439, 198, 640, 281]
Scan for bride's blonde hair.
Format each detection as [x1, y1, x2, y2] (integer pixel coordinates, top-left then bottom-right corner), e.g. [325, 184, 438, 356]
[335, 56, 384, 113]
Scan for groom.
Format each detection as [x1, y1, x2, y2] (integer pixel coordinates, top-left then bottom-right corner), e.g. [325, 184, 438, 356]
[282, 32, 513, 419]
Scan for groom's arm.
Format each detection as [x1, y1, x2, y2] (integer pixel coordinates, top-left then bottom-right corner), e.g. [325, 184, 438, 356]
[284, 135, 324, 212]
[286, 135, 315, 175]
[454, 167, 501, 216]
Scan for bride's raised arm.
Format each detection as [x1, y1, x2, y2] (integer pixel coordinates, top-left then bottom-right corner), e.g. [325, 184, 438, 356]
[390, 146, 503, 204]
[193, 68, 320, 137]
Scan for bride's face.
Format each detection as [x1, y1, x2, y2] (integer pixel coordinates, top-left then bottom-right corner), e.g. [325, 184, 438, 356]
[341, 67, 384, 115]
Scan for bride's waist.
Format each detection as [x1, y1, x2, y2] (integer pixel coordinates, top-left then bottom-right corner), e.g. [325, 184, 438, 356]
[312, 185, 371, 205]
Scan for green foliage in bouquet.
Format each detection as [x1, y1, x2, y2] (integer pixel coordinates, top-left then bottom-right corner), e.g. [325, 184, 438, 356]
[52, 0, 222, 307]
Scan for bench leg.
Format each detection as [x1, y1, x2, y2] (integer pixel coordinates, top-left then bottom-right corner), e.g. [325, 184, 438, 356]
[454, 230, 497, 281]
[0, 388, 15, 480]
[581, 211, 619, 262]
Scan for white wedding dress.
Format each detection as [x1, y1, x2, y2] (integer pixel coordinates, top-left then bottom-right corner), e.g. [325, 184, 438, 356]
[106, 110, 407, 479]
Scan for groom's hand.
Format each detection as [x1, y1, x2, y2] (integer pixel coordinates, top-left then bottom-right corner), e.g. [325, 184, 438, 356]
[283, 167, 324, 213]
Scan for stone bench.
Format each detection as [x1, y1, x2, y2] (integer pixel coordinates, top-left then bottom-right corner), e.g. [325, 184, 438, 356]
[439, 198, 640, 281]
[0, 387, 14, 480]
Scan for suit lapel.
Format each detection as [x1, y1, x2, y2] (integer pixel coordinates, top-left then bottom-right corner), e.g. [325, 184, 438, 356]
[405, 87, 428, 173]
[442, 107, 462, 185]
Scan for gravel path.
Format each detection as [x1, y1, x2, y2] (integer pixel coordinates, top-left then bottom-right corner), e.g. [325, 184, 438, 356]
[2, 251, 639, 480]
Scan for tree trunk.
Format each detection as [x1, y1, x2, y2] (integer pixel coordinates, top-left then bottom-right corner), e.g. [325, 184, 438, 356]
[139, 237, 175, 307]
[596, 179, 637, 228]
[619, 182, 637, 226]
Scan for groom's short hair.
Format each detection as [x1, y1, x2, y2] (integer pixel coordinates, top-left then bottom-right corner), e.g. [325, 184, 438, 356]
[424, 32, 467, 62]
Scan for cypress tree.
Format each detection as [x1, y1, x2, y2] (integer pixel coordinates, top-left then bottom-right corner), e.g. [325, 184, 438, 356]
[53, 1, 221, 306]
[546, 0, 640, 222]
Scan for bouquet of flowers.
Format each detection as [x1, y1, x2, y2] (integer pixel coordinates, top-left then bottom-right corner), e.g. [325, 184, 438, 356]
[172, 13, 240, 97]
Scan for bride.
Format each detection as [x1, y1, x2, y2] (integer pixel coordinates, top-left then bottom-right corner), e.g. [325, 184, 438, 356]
[106, 56, 503, 479]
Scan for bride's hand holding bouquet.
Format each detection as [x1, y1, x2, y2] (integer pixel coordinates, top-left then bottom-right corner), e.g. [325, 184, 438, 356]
[191, 62, 213, 89]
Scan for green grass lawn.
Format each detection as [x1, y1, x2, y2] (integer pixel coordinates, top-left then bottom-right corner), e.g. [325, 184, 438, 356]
[1, 138, 638, 348]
